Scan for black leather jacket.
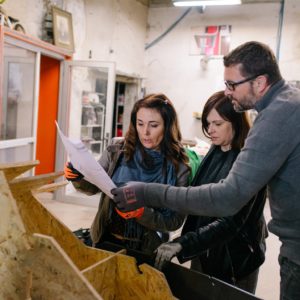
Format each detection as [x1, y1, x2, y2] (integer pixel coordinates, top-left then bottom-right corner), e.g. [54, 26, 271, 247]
[176, 146, 268, 284]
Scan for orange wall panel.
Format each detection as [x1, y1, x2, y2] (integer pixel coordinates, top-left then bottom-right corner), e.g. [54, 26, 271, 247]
[35, 56, 60, 175]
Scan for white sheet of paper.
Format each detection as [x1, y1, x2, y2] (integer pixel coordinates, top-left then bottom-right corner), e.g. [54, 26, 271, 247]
[56, 122, 115, 198]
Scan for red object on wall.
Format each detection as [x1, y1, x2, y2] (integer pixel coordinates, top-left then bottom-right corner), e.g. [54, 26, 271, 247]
[35, 56, 60, 175]
[205, 26, 220, 56]
[117, 128, 123, 137]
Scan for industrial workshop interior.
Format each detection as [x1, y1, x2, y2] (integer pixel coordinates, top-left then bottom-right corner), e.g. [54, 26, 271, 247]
[1, 0, 299, 299]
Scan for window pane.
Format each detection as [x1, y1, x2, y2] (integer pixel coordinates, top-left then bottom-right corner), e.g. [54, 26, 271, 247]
[68, 66, 109, 159]
[1, 46, 35, 140]
[0, 144, 33, 164]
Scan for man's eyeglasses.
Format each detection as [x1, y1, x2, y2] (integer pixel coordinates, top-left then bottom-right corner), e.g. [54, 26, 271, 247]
[224, 74, 262, 91]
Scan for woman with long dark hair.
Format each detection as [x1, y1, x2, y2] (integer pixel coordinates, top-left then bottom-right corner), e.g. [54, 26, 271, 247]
[65, 93, 190, 254]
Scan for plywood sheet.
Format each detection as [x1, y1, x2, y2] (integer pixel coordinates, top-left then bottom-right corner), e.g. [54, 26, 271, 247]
[0, 161, 175, 300]
[0, 160, 39, 181]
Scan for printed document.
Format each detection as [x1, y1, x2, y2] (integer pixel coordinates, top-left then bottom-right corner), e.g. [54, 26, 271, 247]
[56, 122, 115, 198]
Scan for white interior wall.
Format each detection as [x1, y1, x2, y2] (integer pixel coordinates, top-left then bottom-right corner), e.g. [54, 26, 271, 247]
[145, 2, 285, 140]
[79, 0, 148, 77]
[278, 0, 300, 81]
[1, 0, 85, 43]
[1, 0, 45, 38]
[2, 0, 148, 77]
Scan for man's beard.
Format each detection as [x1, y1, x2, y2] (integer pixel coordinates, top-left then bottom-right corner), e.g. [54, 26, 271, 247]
[229, 92, 256, 112]
[232, 100, 249, 112]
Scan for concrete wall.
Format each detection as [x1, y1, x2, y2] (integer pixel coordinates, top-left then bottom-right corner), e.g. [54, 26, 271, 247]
[145, 2, 285, 140]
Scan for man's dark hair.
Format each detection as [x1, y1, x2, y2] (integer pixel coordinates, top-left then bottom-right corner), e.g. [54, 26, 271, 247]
[223, 41, 282, 85]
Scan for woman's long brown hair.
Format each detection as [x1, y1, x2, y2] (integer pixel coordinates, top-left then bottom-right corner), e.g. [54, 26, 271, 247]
[124, 93, 189, 172]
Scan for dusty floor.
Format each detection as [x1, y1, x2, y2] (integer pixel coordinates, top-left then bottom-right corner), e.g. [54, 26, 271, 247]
[38, 194, 280, 300]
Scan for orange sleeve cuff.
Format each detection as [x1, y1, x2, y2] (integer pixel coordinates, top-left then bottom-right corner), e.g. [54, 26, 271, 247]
[115, 207, 145, 219]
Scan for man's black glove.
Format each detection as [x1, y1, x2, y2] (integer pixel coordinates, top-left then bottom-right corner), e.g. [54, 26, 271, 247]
[64, 161, 84, 182]
[111, 181, 146, 212]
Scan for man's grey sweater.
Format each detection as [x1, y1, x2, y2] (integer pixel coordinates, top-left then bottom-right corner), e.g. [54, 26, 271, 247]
[144, 80, 300, 265]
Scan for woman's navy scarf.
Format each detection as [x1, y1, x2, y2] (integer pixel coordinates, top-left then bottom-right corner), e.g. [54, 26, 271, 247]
[111, 146, 176, 249]
[112, 146, 176, 186]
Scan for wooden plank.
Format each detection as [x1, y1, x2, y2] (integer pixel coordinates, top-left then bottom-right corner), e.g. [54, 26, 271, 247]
[0, 171, 101, 299]
[32, 180, 68, 193]
[0, 170, 36, 299]
[0, 234, 33, 299]
[138, 264, 175, 299]
[0, 233, 102, 299]
[0, 160, 39, 181]
[82, 250, 174, 300]
[9, 171, 64, 192]
[81, 249, 127, 273]
[9, 180, 111, 271]
[1, 162, 176, 299]
[82, 250, 127, 299]
[26, 234, 102, 299]
[0, 171, 26, 241]
[115, 256, 175, 300]
[0, 166, 111, 273]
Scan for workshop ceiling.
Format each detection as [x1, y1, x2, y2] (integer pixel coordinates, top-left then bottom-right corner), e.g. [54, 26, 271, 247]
[148, 0, 280, 7]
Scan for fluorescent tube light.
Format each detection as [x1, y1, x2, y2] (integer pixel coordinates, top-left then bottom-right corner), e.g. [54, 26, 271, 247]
[173, 0, 241, 6]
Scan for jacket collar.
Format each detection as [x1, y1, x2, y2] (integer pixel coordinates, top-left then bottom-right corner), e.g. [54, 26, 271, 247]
[255, 79, 286, 112]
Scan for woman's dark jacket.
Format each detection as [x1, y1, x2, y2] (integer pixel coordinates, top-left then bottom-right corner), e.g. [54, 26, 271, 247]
[176, 145, 267, 283]
[73, 138, 189, 254]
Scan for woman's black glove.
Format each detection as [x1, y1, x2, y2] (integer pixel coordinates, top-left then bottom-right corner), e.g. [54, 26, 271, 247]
[64, 162, 84, 182]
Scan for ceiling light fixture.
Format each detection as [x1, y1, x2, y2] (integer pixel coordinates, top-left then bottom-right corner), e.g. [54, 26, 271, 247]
[173, 0, 241, 6]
